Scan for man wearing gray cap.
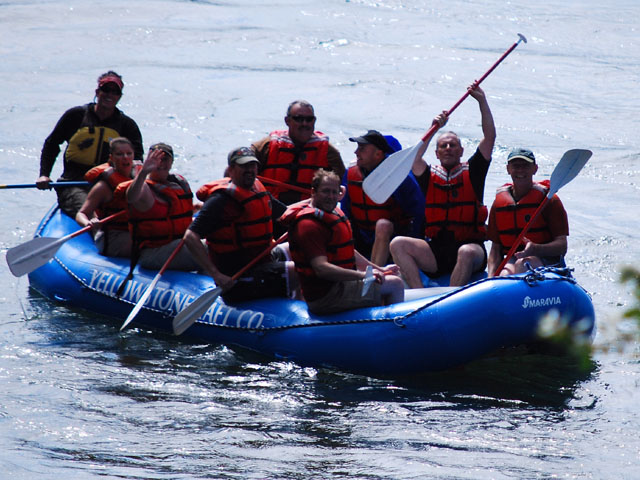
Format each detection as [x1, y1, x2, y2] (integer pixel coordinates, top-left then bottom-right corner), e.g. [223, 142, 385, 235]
[487, 148, 569, 276]
[184, 147, 292, 303]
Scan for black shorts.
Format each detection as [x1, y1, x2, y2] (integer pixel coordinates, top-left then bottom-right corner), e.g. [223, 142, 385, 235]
[222, 260, 288, 304]
[426, 230, 487, 278]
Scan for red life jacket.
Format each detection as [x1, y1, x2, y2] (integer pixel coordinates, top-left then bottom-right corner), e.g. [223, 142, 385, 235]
[196, 178, 274, 256]
[114, 175, 193, 249]
[492, 180, 553, 250]
[84, 163, 131, 230]
[261, 130, 330, 202]
[424, 163, 488, 242]
[346, 166, 410, 232]
[282, 203, 356, 281]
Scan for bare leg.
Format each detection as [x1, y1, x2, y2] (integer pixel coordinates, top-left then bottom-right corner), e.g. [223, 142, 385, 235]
[371, 219, 394, 266]
[380, 274, 405, 304]
[450, 243, 485, 286]
[390, 236, 436, 289]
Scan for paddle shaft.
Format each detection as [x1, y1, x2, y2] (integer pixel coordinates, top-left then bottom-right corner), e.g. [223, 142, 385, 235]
[420, 34, 527, 144]
[120, 238, 186, 331]
[6, 210, 127, 277]
[257, 176, 311, 195]
[172, 232, 289, 335]
[0, 181, 90, 189]
[230, 232, 288, 283]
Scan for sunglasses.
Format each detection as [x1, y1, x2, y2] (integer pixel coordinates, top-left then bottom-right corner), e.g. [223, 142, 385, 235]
[100, 87, 122, 95]
[289, 115, 316, 123]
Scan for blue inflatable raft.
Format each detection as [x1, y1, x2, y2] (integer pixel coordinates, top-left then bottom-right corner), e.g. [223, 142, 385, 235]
[26, 206, 596, 377]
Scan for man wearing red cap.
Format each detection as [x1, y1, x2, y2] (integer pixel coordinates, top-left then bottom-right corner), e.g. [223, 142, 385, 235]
[37, 71, 143, 218]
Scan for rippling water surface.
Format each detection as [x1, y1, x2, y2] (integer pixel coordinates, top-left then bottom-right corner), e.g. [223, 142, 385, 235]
[1, 1, 639, 478]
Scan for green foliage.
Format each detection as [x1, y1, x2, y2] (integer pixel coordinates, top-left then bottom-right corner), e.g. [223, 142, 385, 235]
[620, 267, 640, 321]
[536, 309, 594, 372]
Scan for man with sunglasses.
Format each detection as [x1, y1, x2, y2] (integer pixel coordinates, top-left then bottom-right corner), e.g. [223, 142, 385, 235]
[37, 71, 143, 218]
[251, 100, 345, 205]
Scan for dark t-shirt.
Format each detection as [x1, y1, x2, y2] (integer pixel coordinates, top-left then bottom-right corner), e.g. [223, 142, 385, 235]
[189, 189, 286, 275]
[40, 103, 144, 180]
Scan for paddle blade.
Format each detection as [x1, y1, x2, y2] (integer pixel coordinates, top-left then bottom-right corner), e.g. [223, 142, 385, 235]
[362, 141, 424, 204]
[361, 266, 374, 296]
[549, 149, 592, 196]
[6, 236, 64, 277]
[172, 287, 222, 335]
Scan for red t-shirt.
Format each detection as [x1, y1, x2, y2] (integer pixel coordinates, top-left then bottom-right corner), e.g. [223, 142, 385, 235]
[289, 217, 335, 301]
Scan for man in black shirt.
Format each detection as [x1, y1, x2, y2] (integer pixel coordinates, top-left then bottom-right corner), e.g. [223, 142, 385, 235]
[184, 147, 292, 304]
[37, 71, 143, 218]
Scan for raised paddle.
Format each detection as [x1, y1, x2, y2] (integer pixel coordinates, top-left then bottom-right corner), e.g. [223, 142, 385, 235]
[119, 238, 186, 331]
[172, 232, 289, 336]
[257, 176, 312, 196]
[492, 148, 592, 276]
[363, 33, 527, 204]
[6, 211, 126, 277]
[0, 181, 90, 189]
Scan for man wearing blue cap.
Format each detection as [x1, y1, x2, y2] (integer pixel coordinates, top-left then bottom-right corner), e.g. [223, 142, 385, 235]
[487, 148, 569, 276]
[340, 129, 424, 266]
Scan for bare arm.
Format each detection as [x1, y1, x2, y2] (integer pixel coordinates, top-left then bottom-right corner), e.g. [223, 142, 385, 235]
[183, 229, 234, 289]
[126, 148, 164, 211]
[515, 235, 568, 260]
[487, 241, 504, 277]
[468, 85, 496, 161]
[75, 181, 112, 232]
[310, 255, 366, 282]
[412, 111, 448, 177]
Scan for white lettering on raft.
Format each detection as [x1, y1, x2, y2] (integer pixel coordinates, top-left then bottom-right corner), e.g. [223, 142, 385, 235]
[87, 268, 264, 328]
[522, 296, 562, 309]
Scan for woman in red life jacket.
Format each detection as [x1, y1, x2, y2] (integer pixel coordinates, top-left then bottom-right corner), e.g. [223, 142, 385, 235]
[76, 137, 138, 257]
[487, 148, 568, 276]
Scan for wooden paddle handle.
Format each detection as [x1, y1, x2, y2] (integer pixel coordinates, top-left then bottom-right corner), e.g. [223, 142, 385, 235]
[421, 34, 526, 143]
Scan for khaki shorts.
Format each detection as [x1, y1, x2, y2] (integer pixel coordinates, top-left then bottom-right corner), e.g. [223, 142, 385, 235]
[95, 230, 132, 258]
[56, 185, 89, 218]
[306, 279, 381, 316]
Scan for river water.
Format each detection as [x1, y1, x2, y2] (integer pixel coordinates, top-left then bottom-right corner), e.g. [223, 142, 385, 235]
[1, 0, 639, 478]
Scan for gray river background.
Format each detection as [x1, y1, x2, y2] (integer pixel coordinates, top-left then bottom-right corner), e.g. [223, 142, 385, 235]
[1, 0, 639, 478]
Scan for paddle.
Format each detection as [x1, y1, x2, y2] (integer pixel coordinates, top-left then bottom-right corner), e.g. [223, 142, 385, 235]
[492, 148, 592, 276]
[119, 238, 186, 331]
[0, 181, 90, 189]
[363, 33, 527, 204]
[257, 176, 312, 195]
[361, 265, 374, 296]
[172, 232, 289, 336]
[6, 211, 126, 277]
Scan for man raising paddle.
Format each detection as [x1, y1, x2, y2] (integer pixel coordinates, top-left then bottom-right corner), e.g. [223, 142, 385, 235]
[390, 84, 495, 287]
